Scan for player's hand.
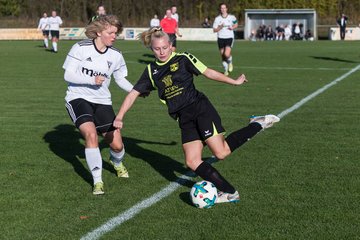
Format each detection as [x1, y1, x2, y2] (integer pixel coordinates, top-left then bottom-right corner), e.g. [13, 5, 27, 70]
[233, 74, 248, 86]
[95, 76, 105, 86]
[113, 117, 123, 129]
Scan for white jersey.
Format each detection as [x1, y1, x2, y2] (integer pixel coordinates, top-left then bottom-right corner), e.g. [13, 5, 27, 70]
[213, 14, 237, 39]
[150, 18, 160, 27]
[48, 16, 63, 31]
[37, 17, 49, 30]
[172, 13, 179, 23]
[63, 39, 133, 105]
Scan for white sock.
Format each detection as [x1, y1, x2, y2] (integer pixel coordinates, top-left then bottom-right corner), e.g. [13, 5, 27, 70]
[110, 148, 125, 166]
[85, 147, 103, 184]
[44, 38, 48, 48]
[222, 61, 228, 72]
[226, 56, 232, 64]
[52, 42, 57, 52]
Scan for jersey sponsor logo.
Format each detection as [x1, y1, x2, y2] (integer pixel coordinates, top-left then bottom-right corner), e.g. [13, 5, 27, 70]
[170, 62, 179, 72]
[162, 75, 173, 87]
[82, 67, 109, 78]
[86, 57, 92, 62]
[107, 61, 113, 70]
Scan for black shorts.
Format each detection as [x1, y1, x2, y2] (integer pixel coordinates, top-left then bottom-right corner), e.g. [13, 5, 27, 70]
[50, 30, 60, 39]
[65, 98, 116, 134]
[217, 38, 234, 49]
[42, 30, 49, 37]
[168, 33, 177, 47]
[177, 95, 225, 144]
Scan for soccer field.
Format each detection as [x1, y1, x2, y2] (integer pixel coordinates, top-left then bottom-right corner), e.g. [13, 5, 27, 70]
[1, 39, 359, 239]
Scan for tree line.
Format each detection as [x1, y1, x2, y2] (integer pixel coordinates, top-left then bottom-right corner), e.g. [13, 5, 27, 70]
[0, 0, 359, 28]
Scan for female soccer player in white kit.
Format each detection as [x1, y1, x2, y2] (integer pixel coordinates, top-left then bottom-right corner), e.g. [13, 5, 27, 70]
[213, 3, 238, 76]
[63, 15, 133, 195]
[48, 10, 63, 52]
[37, 12, 49, 49]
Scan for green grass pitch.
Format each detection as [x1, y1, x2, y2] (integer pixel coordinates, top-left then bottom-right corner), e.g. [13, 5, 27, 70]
[0, 39, 359, 239]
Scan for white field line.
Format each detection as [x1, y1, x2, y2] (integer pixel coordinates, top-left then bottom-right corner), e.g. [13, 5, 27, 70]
[81, 64, 360, 240]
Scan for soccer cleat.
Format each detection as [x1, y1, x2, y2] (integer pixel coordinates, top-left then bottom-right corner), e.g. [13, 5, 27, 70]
[249, 114, 280, 129]
[216, 190, 240, 204]
[110, 161, 129, 178]
[228, 62, 233, 72]
[224, 70, 229, 76]
[93, 182, 104, 195]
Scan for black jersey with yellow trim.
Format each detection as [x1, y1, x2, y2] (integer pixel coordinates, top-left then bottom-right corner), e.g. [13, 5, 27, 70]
[134, 52, 208, 119]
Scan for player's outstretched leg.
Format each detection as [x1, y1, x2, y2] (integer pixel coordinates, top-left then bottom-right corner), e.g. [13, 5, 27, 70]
[249, 114, 280, 130]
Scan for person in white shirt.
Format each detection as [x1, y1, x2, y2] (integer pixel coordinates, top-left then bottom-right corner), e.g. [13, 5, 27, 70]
[284, 24, 292, 41]
[37, 12, 49, 48]
[150, 14, 160, 27]
[48, 10, 63, 53]
[171, 5, 179, 23]
[213, 3, 238, 76]
[63, 15, 133, 195]
[90, 4, 106, 23]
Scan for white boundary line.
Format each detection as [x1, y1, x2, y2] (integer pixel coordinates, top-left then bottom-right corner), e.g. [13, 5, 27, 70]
[81, 64, 360, 240]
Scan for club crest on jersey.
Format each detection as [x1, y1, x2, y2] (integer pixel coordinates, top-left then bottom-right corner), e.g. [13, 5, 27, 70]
[107, 61, 113, 70]
[162, 75, 173, 87]
[170, 62, 179, 72]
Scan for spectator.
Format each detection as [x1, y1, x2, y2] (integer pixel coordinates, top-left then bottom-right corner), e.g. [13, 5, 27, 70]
[171, 5, 179, 23]
[202, 17, 211, 28]
[150, 14, 160, 27]
[265, 25, 274, 40]
[292, 22, 303, 40]
[305, 29, 314, 41]
[276, 24, 285, 40]
[37, 12, 49, 49]
[337, 13, 348, 40]
[284, 24, 292, 41]
[90, 4, 106, 23]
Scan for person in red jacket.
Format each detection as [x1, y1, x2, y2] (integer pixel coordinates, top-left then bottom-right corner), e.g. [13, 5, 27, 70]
[160, 9, 182, 51]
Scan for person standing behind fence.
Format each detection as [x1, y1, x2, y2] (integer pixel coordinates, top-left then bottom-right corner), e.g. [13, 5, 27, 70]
[337, 13, 348, 40]
[213, 3, 238, 76]
[150, 14, 160, 27]
[37, 12, 49, 49]
[48, 10, 63, 53]
[90, 4, 106, 23]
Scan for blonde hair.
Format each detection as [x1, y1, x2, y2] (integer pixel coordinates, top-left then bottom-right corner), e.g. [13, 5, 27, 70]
[139, 27, 171, 48]
[85, 15, 123, 39]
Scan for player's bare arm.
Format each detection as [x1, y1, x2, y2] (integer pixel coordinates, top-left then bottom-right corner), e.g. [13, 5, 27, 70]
[203, 68, 247, 86]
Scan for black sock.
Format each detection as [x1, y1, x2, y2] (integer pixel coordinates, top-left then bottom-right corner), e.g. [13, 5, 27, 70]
[225, 123, 262, 152]
[194, 161, 235, 193]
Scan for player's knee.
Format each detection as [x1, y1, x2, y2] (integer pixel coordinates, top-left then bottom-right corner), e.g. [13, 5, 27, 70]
[84, 132, 98, 145]
[213, 149, 231, 160]
[185, 158, 201, 171]
[110, 143, 123, 153]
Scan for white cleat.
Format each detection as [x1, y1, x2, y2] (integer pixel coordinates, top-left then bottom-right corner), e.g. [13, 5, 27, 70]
[216, 190, 240, 204]
[249, 114, 280, 129]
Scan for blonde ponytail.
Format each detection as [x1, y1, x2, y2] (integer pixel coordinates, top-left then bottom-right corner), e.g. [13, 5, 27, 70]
[139, 27, 170, 48]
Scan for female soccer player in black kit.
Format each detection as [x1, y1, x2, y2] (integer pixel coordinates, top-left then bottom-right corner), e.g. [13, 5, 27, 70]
[113, 27, 280, 204]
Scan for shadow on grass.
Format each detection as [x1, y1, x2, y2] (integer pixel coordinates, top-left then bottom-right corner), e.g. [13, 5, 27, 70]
[310, 56, 358, 63]
[138, 53, 155, 65]
[43, 124, 194, 187]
